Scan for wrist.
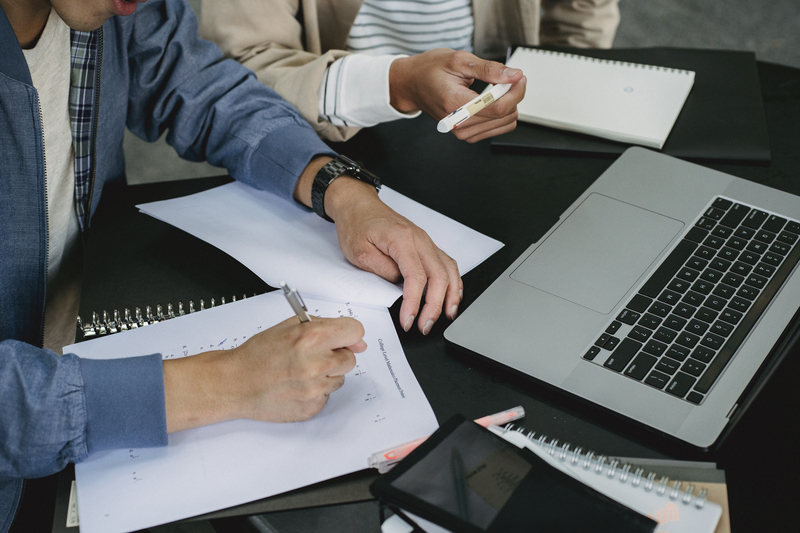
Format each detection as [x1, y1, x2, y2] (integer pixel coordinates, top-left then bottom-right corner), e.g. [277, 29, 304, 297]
[389, 56, 419, 114]
[324, 176, 380, 222]
[164, 351, 238, 433]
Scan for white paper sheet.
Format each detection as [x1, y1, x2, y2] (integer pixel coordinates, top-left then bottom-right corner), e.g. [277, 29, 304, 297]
[137, 183, 503, 308]
[65, 292, 438, 533]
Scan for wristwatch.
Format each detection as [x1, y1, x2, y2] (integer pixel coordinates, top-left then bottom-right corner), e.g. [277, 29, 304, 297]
[311, 155, 381, 222]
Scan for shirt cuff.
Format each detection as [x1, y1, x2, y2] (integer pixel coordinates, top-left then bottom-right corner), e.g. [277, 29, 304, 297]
[80, 354, 168, 453]
[318, 54, 422, 127]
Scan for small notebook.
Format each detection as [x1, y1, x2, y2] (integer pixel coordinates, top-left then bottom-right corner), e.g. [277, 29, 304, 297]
[506, 47, 695, 149]
[490, 425, 724, 533]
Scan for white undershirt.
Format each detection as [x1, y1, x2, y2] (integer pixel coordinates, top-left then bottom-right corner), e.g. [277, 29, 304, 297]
[317, 0, 474, 127]
[23, 9, 83, 354]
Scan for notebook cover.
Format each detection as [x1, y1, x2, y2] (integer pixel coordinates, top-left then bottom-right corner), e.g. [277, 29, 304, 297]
[492, 47, 771, 164]
[370, 415, 657, 533]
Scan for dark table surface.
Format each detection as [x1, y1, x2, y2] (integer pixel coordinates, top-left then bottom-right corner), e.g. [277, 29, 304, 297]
[62, 60, 799, 533]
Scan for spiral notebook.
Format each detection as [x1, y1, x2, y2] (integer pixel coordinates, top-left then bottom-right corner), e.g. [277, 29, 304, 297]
[506, 47, 695, 149]
[490, 424, 725, 533]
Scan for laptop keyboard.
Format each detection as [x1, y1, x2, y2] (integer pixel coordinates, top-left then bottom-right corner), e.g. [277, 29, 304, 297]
[583, 197, 800, 404]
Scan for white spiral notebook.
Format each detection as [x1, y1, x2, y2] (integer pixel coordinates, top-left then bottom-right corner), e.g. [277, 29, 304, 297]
[506, 47, 695, 149]
[489, 425, 724, 533]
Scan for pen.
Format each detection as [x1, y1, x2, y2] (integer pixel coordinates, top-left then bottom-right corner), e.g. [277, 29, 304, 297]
[437, 83, 513, 133]
[281, 282, 311, 323]
[367, 406, 525, 473]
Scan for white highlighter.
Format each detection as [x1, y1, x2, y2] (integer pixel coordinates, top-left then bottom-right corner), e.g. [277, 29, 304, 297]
[436, 83, 512, 133]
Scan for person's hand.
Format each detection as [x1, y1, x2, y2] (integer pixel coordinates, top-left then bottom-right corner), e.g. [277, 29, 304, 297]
[163, 316, 365, 433]
[324, 177, 463, 335]
[293, 157, 463, 335]
[389, 48, 527, 143]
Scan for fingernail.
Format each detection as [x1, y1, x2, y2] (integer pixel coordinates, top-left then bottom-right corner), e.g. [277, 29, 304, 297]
[503, 67, 520, 77]
[422, 319, 434, 336]
[449, 305, 458, 320]
[403, 315, 415, 332]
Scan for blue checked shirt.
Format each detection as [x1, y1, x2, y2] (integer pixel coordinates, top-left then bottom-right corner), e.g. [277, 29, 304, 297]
[69, 29, 97, 231]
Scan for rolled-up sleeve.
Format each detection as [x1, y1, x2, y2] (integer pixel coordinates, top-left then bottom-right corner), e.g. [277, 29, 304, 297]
[0, 340, 167, 481]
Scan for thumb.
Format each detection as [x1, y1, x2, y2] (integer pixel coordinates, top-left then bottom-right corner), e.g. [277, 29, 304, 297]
[457, 54, 524, 85]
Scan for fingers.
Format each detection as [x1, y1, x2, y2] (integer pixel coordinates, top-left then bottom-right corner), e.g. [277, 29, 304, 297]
[451, 75, 526, 142]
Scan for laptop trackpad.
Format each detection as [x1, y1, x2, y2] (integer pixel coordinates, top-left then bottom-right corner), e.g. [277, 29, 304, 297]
[510, 194, 684, 314]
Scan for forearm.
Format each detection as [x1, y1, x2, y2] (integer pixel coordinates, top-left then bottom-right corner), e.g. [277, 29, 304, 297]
[0, 340, 166, 479]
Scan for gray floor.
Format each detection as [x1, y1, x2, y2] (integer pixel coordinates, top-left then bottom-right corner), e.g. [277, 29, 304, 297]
[125, 0, 800, 186]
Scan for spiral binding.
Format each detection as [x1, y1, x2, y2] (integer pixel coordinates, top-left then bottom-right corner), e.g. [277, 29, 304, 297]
[504, 424, 709, 509]
[76, 293, 259, 339]
[518, 48, 694, 76]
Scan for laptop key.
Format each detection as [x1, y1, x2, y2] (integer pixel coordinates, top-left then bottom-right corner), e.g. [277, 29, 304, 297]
[604, 338, 642, 372]
[762, 215, 787, 233]
[645, 370, 670, 389]
[686, 391, 704, 405]
[643, 339, 667, 357]
[656, 357, 680, 375]
[666, 372, 696, 398]
[742, 209, 769, 229]
[628, 325, 653, 343]
[584, 346, 601, 361]
[682, 359, 706, 377]
[719, 308, 744, 324]
[617, 309, 641, 325]
[665, 344, 690, 362]
[691, 345, 716, 364]
[719, 203, 749, 228]
[625, 353, 658, 380]
[778, 231, 798, 245]
[648, 301, 672, 317]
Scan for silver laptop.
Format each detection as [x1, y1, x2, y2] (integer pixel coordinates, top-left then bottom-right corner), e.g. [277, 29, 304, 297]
[445, 147, 800, 449]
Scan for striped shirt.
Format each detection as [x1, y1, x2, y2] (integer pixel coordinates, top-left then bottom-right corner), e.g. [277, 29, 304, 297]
[347, 0, 473, 56]
[318, 0, 474, 128]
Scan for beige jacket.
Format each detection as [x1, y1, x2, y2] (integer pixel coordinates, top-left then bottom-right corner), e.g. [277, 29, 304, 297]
[201, 0, 620, 141]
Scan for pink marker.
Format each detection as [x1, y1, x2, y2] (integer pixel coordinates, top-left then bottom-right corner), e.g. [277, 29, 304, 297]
[367, 406, 525, 473]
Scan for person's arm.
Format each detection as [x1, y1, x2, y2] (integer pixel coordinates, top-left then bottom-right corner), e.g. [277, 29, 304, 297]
[200, 0, 361, 142]
[0, 340, 166, 480]
[540, 0, 621, 48]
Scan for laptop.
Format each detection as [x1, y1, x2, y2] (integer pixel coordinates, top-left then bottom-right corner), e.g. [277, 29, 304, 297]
[444, 147, 800, 450]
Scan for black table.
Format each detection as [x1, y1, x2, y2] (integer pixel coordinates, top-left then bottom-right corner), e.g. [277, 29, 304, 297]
[56, 60, 799, 533]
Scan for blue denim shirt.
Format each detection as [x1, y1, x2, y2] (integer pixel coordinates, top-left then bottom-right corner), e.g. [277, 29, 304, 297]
[0, 1, 334, 530]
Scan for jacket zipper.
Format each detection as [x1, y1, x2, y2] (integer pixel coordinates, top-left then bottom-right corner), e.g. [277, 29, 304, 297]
[83, 27, 103, 233]
[37, 96, 50, 350]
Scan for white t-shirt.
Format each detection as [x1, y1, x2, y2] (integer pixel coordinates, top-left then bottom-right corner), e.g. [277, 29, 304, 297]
[23, 8, 83, 354]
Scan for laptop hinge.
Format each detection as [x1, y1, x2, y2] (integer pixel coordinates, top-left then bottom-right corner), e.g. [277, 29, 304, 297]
[725, 403, 739, 420]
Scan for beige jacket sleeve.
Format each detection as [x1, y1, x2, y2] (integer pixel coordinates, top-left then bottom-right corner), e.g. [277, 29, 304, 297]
[540, 0, 621, 48]
[201, 0, 361, 142]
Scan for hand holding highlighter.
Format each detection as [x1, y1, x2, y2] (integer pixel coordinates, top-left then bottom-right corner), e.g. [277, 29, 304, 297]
[437, 83, 513, 133]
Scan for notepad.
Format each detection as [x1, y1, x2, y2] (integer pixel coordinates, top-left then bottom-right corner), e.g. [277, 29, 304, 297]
[492, 426, 723, 533]
[506, 47, 695, 149]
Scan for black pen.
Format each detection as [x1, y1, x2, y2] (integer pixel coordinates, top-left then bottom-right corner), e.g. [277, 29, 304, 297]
[281, 282, 311, 323]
